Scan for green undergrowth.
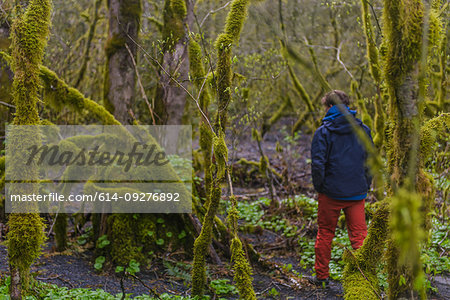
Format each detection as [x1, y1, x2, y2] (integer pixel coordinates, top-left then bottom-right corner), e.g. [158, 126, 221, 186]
[0, 277, 207, 299]
[231, 195, 317, 237]
[232, 194, 449, 292]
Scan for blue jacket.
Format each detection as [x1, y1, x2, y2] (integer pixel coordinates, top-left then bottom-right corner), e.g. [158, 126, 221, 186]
[311, 105, 373, 200]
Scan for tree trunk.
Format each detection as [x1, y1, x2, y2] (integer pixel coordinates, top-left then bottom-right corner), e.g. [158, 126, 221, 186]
[383, 0, 427, 298]
[103, 0, 141, 124]
[7, 0, 51, 298]
[154, 0, 193, 125]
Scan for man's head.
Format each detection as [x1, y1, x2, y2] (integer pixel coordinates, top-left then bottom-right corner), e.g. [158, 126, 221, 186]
[321, 90, 350, 109]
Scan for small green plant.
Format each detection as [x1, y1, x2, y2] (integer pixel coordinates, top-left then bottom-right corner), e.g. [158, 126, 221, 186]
[163, 260, 191, 285]
[178, 230, 187, 239]
[115, 266, 124, 273]
[97, 234, 110, 249]
[210, 279, 237, 296]
[268, 287, 280, 297]
[126, 259, 140, 275]
[76, 226, 93, 245]
[94, 256, 105, 270]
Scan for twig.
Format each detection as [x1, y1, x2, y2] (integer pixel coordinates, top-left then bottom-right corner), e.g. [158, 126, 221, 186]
[0, 101, 15, 109]
[124, 43, 157, 124]
[304, 42, 354, 79]
[124, 32, 215, 135]
[120, 274, 125, 300]
[438, 230, 449, 246]
[0, 3, 11, 27]
[127, 273, 162, 300]
[46, 206, 60, 237]
[336, 42, 355, 80]
[199, 1, 232, 27]
[367, 1, 382, 34]
[37, 274, 74, 288]
[257, 281, 275, 295]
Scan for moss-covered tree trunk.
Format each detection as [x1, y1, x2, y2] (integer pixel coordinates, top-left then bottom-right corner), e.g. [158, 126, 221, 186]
[191, 1, 256, 298]
[103, 0, 141, 124]
[343, 1, 446, 299]
[0, 3, 13, 150]
[7, 0, 51, 298]
[383, 1, 425, 297]
[153, 0, 192, 125]
[94, 0, 141, 247]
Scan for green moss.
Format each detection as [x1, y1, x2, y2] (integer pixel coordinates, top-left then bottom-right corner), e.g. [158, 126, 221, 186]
[251, 128, 261, 143]
[38, 65, 120, 125]
[108, 214, 143, 266]
[287, 64, 313, 112]
[343, 273, 379, 300]
[436, 27, 447, 109]
[188, 37, 211, 110]
[224, 0, 250, 44]
[373, 95, 385, 148]
[10, 0, 51, 125]
[390, 188, 423, 273]
[148, 16, 163, 31]
[230, 238, 256, 300]
[213, 129, 228, 180]
[192, 185, 222, 296]
[226, 196, 239, 234]
[382, 0, 424, 89]
[199, 123, 213, 204]
[0, 156, 4, 176]
[419, 113, 449, 160]
[360, 0, 381, 83]
[7, 0, 51, 295]
[192, 1, 253, 297]
[7, 214, 46, 289]
[162, 0, 187, 52]
[343, 201, 389, 299]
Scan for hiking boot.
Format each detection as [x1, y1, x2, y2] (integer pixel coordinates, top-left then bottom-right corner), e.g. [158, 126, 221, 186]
[308, 276, 329, 288]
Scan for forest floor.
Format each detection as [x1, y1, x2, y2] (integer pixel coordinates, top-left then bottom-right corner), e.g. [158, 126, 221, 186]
[0, 118, 449, 299]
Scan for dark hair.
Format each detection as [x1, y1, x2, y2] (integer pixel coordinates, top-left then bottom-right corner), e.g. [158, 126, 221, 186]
[321, 90, 350, 107]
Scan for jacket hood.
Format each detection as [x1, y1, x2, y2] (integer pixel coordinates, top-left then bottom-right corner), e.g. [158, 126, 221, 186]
[322, 104, 361, 134]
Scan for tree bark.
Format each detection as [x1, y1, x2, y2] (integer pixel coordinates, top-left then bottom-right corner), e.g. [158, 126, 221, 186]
[104, 0, 141, 124]
[154, 0, 193, 125]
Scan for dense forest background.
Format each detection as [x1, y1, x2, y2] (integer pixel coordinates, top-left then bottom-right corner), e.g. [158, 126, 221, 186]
[0, 0, 449, 299]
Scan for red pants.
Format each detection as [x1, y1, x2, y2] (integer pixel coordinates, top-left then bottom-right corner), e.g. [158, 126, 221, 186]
[314, 193, 367, 279]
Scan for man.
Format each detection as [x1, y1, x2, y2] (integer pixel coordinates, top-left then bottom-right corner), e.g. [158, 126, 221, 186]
[310, 90, 373, 286]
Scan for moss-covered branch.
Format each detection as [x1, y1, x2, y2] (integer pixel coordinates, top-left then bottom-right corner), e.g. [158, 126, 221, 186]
[191, 1, 256, 298]
[39, 66, 121, 125]
[360, 0, 385, 147]
[0, 51, 121, 125]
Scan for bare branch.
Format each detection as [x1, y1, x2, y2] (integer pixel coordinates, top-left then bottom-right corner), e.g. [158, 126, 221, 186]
[0, 100, 15, 109]
[124, 32, 216, 135]
[124, 42, 157, 124]
[199, 1, 232, 27]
